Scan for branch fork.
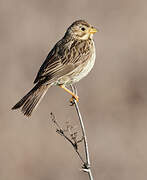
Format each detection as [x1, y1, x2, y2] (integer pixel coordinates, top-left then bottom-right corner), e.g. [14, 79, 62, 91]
[50, 85, 94, 180]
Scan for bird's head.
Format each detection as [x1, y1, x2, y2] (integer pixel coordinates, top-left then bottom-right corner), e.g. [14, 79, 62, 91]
[65, 20, 98, 40]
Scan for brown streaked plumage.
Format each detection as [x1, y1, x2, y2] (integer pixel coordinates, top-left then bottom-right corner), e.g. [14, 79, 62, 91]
[12, 20, 97, 116]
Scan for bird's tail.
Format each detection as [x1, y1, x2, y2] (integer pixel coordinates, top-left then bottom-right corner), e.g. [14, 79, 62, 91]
[12, 83, 50, 117]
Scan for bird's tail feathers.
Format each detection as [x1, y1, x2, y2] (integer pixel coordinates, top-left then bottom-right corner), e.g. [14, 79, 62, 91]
[12, 83, 50, 117]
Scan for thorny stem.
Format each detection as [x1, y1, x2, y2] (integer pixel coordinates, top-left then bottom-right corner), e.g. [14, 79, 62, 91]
[70, 85, 94, 180]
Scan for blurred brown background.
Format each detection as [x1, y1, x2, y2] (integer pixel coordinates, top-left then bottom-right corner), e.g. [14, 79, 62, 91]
[1, 0, 147, 179]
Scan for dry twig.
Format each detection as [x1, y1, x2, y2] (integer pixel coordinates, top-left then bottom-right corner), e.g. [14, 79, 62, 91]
[50, 85, 94, 180]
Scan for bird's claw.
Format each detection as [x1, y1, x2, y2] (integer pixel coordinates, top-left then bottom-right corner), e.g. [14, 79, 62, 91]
[69, 95, 79, 106]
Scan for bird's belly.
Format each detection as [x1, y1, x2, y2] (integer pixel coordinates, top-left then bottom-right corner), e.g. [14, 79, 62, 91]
[70, 50, 96, 84]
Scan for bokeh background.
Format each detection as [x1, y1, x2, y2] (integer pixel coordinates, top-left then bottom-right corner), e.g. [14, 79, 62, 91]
[1, 0, 147, 179]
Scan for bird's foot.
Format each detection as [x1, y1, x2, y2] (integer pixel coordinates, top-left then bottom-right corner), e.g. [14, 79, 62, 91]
[70, 95, 79, 106]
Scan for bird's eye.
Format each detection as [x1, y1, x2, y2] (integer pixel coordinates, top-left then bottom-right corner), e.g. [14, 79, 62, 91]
[81, 27, 85, 31]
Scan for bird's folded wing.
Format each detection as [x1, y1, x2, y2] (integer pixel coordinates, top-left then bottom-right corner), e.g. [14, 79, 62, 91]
[34, 40, 91, 84]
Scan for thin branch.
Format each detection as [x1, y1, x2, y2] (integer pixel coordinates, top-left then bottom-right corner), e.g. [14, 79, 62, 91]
[50, 112, 85, 164]
[57, 129, 85, 164]
[70, 85, 90, 167]
[70, 85, 94, 180]
[50, 85, 94, 180]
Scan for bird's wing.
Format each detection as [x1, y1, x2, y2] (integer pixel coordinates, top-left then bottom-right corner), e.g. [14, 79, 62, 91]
[34, 39, 92, 84]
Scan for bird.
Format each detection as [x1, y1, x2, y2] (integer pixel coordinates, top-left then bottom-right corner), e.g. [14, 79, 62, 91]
[12, 20, 97, 117]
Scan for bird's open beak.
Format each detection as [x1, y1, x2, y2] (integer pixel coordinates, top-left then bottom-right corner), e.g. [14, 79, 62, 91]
[89, 27, 98, 34]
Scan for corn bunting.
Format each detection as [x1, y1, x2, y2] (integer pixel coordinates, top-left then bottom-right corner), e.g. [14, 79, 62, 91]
[12, 20, 97, 116]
